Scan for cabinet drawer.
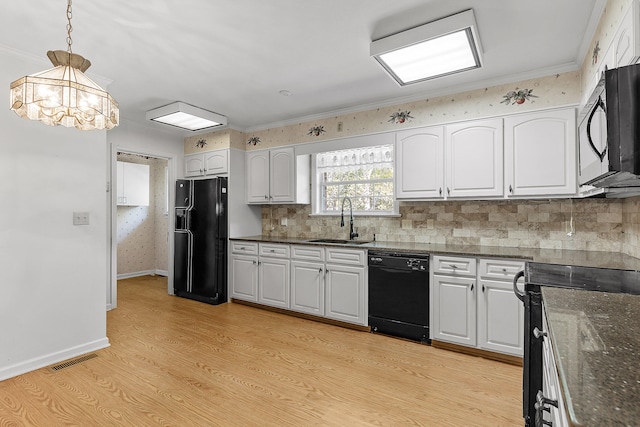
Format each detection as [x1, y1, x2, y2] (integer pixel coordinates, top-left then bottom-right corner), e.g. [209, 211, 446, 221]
[231, 241, 259, 255]
[325, 248, 365, 266]
[291, 245, 325, 262]
[479, 259, 525, 280]
[259, 243, 290, 258]
[432, 255, 476, 276]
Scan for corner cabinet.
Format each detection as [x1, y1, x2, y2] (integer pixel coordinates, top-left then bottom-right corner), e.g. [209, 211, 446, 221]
[185, 149, 229, 177]
[246, 148, 310, 204]
[504, 108, 576, 198]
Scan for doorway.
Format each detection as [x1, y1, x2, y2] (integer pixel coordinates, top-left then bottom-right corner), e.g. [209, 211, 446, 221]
[108, 145, 177, 310]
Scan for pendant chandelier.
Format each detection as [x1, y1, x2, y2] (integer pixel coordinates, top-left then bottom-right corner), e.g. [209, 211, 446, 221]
[9, 0, 119, 130]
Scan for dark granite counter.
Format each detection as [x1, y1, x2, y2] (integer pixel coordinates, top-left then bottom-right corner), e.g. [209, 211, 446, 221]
[542, 287, 640, 427]
[231, 235, 640, 271]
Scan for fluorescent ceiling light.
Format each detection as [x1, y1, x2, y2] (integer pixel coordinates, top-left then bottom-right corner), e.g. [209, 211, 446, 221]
[146, 102, 227, 131]
[371, 9, 483, 86]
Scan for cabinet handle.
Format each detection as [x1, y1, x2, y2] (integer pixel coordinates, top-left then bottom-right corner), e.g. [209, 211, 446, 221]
[264, 195, 269, 200]
[447, 187, 451, 195]
[482, 285, 485, 293]
[318, 267, 323, 273]
[448, 264, 458, 270]
[270, 249, 275, 253]
[439, 187, 443, 196]
[533, 327, 548, 340]
[252, 260, 257, 265]
[502, 268, 507, 274]
[200, 168, 203, 173]
[509, 184, 513, 193]
[470, 283, 474, 291]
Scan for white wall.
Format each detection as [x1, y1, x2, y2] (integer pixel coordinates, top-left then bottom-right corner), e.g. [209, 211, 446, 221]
[0, 50, 110, 380]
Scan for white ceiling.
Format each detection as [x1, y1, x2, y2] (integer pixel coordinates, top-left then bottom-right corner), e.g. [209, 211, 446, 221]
[0, 0, 604, 134]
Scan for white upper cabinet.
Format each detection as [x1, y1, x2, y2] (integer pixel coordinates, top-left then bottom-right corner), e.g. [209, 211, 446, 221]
[246, 150, 270, 203]
[185, 149, 229, 177]
[269, 148, 296, 203]
[613, 1, 640, 67]
[395, 126, 445, 199]
[116, 161, 149, 206]
[445, 119, 503, 198]
[504, 108, 577, 197]
[246, 147, 310, 204]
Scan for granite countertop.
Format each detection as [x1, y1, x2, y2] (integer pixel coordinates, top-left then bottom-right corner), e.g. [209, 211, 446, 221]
[231, 235, 640, 271]
[542, 287, 640, 426]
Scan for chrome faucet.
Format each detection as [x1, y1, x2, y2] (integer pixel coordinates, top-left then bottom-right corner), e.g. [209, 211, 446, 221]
[340, 196, 359, 240]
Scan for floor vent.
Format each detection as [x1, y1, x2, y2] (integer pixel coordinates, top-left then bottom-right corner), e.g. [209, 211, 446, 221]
[49, 353, 98, 372]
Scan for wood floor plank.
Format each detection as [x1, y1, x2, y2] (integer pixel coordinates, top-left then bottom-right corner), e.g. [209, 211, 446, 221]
[0, 275, 522, 426]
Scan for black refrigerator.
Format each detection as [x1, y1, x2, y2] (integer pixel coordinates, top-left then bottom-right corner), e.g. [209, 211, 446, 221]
[174, 177, 228, 305]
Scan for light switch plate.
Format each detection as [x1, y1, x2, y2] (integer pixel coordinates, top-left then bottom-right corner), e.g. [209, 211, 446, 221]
[73, 212, 90, 226]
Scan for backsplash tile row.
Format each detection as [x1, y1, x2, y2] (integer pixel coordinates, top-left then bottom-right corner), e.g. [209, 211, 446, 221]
[262, 197, 635, 255]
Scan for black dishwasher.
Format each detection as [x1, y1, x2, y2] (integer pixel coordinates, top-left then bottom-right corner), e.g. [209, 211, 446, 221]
[368, 251, 430, 344]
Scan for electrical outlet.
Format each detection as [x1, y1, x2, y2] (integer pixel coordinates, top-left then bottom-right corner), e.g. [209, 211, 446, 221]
[280, 217, 288, 226]
[73, 212, 90, 226]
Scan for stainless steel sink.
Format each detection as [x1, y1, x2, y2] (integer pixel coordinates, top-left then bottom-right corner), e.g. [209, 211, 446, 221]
[305, 238, 371, 245]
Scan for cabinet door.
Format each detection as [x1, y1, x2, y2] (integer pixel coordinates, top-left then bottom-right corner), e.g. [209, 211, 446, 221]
[230, 254, 258, 302]
[396, 126, 445, 199]
[204, 150, 229, 175]
[117, 162, 150, 206]
[614, 2, 640, 67]
[325, 264, 366, 325]
[185, 154, 204, 177]
[246, 151, 270, 203]
[258, 257, 290, 309]
[290, 260, 324, 316]
[504, 108, 576, 197]
[269, 148, 295, 203]
[116, 161, 125, 204]
[477, 279, 523, 356]
[446, 119, 503, 198]
[431, 274, 476, 346]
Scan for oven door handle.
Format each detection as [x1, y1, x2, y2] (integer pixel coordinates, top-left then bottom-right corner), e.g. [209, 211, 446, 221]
[513, 270, 525, 302]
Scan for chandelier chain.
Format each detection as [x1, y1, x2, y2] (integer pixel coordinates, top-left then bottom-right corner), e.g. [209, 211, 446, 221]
[66, 0, 73, 53]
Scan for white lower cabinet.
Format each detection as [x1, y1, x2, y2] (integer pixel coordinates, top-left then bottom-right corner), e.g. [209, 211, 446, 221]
[258, 257, 290, 309]
[230, 242, 290, 308]
[541, 304, 569, 427]
[290, 260, 325, 316]
[230, 253, 259, 302]
[431, 255, 524, 356]
[231, 242, 367, 326]
[325, 263, 366, 325]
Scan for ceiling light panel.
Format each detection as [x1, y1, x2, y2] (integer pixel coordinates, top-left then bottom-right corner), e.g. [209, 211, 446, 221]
[371, 9, 483, 86]
[146, 102, 227, 131]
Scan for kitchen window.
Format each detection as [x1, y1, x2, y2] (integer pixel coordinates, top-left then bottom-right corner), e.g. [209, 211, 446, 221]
[312, 144, 397, 215]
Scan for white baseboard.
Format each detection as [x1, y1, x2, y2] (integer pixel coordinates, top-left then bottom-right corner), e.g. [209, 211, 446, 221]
[117, 269, 168, 280]
[0, 338, 110, 381]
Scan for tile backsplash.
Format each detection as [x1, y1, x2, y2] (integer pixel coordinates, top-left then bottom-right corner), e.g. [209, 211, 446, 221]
[262, 196, 640, 257]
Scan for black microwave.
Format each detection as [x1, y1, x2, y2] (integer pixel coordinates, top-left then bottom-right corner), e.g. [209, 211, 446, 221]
[578, 63, 640, 188]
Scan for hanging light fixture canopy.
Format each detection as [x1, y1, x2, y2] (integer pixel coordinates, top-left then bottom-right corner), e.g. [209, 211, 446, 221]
[9, 0, 119, 130]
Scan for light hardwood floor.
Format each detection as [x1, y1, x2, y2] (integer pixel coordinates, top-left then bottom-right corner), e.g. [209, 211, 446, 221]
[0, 275, 523, 426]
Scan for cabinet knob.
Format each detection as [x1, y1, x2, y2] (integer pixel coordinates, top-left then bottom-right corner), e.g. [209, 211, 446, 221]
[264, 195, 269, 200]
[318, 267, 323, 273]
[270, 249, 275, 253]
